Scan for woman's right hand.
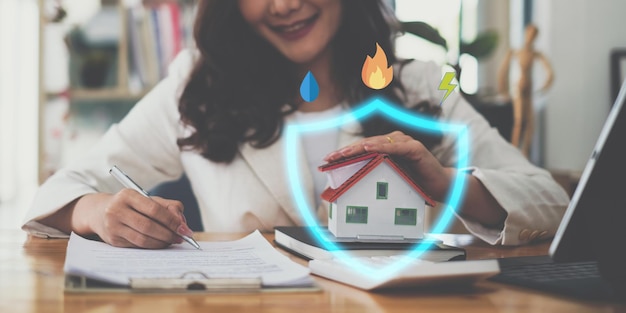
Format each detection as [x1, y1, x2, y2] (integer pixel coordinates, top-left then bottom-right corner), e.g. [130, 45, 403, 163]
[70, 190, 192, 249]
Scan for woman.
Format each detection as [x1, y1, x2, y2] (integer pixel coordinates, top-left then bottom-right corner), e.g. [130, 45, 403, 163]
[23, 0, 569, 248]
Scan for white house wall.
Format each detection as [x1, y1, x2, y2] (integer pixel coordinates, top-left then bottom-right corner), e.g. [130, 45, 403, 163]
[333, 162, 426, 239]
[328, 202, 338, 235]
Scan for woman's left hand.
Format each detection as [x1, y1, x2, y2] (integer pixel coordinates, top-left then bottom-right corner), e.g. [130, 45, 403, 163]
[323, 131, 452, 201]
[324, 131, 508, 227]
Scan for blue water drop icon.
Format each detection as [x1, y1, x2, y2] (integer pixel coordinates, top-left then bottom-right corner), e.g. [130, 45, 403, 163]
[300, 71, 319, 102]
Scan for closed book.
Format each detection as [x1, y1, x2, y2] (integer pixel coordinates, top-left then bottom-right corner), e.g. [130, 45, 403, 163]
[274, 226, 466, 262]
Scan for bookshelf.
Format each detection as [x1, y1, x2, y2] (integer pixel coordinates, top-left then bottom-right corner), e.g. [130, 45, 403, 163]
[37, 0, 195, 183]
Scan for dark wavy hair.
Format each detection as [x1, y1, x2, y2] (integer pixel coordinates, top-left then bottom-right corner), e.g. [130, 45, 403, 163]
[178, 0, 442, 163]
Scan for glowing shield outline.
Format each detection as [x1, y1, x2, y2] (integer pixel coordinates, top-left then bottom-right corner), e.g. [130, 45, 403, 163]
[285, 96, 470, 280]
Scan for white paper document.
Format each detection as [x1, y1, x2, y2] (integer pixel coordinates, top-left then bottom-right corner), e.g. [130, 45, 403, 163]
[309, 256, 499, 290]
[64, 230, 311, 287]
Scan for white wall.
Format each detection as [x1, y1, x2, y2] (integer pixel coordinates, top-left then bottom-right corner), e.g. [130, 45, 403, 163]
[535, 0, 626, 171]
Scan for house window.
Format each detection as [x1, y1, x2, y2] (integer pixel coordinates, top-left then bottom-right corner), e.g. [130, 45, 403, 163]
[376, 182, 388, 199]
[395, 208, 418, 226]
[346, 206, 368, 224]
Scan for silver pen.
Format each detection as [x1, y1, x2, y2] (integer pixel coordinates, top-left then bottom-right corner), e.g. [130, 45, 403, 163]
[109, 165, 201, 250]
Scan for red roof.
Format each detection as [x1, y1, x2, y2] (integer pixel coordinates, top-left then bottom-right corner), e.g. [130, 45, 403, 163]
[319, 153, 436, 206]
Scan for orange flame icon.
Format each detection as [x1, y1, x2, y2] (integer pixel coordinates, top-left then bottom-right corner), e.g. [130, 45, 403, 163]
[361, 43, 393, 90]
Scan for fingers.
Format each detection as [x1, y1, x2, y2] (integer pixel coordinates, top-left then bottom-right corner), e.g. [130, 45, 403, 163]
[120, 190, 189, 237]
[324, 131, 425, 162]
[323, 144, 366, 162]
[108, 224, 176, 249]
[97, 190, 190, 248]
[118, 204, 183, 244]
[362, 134, 429, 162]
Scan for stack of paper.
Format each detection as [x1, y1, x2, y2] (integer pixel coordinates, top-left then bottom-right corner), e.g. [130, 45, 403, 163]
[64, 231, 315, 292]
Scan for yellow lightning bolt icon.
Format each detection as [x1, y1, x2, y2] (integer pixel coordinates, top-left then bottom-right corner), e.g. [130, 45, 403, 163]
[438, 72, 457, 105]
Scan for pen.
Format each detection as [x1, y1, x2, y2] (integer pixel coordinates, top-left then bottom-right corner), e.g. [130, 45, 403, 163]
[109, 165, 201, 250]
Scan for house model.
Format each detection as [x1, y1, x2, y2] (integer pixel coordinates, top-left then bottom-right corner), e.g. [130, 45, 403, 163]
[319, 152, 435, 240]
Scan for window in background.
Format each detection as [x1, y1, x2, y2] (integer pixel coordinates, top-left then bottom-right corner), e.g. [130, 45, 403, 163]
[394, 0, 461, 65]
[393, 0, 483, 95]
[0, 0, 39, 229]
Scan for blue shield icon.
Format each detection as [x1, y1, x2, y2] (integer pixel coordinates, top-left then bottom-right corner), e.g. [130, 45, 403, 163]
[284, 96, 470, 280]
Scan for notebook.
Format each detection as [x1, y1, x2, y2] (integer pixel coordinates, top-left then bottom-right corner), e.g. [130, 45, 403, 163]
[274, 226, 466, 262]
[489, 79, 626, 301]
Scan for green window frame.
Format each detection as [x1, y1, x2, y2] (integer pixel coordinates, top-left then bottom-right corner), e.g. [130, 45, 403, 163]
[376, 182, 388, 199]
[346, 206, 368, 224]
[395, 208, 418, 226]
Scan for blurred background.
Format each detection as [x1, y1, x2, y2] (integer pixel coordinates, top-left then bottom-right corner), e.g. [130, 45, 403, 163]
[1, 0, 625, 230]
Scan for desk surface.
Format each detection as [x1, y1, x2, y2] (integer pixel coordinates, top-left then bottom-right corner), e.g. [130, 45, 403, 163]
[1, 229, 623, 313]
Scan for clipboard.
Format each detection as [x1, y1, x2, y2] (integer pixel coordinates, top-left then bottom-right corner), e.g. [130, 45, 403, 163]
[64, 271, 321, 294]
[63, 231, 321, 294]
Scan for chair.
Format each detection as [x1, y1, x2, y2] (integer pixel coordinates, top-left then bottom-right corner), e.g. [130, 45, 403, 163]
[149, 175, 203, 231]
[463, 93, 513, 141]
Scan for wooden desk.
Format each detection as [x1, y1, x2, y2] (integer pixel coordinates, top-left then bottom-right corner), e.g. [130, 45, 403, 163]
[1, 229, 623, 313]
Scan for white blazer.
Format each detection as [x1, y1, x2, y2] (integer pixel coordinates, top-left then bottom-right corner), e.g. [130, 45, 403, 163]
[23, 50, 570, 245]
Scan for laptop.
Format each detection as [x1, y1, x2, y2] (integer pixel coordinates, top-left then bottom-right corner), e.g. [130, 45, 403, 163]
[489, 79, 626, 301]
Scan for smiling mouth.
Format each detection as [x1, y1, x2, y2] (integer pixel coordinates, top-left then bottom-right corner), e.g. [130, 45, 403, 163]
[270, 13, 320, 39]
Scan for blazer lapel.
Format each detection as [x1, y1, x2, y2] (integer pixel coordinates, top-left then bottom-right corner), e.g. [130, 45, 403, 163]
[239, 109, 364, 225]
[239, 116, 315, 225]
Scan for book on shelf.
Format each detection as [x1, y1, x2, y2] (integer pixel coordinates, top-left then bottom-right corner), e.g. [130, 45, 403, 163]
[274, 226, 466, 263]
[126, 1, 195, 90]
